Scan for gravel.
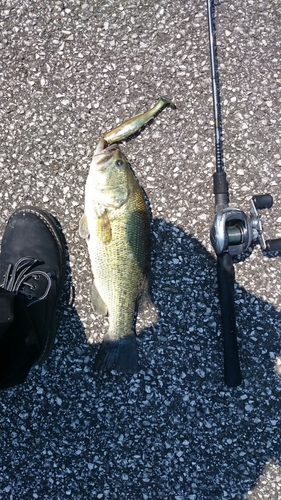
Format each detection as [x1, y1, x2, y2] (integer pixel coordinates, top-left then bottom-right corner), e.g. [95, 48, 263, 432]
[0, 0, 281, 499]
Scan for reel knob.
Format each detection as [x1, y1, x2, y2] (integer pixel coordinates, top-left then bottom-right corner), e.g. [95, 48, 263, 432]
[252, 194, 273, 210]
[265, 239, 281, 252]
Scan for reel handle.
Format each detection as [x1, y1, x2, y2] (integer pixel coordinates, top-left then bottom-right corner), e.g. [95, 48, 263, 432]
[251, 195, 281, 252]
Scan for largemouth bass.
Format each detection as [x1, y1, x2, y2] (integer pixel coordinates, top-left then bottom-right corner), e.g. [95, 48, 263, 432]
[79, 97, 175, 373]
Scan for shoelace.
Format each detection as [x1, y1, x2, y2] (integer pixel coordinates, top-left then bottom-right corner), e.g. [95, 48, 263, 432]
[1, 257, 52, 307]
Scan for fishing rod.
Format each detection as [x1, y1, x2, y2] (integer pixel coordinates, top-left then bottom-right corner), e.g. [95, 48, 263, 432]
[206, 0, 281, 387]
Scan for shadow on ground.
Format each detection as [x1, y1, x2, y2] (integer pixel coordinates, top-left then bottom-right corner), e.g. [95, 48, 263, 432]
[1, 218, 280, 500]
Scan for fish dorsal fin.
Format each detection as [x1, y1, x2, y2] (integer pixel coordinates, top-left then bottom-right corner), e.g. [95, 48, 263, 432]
[79, 214, 90, 239]
[97, 210, 112, 243]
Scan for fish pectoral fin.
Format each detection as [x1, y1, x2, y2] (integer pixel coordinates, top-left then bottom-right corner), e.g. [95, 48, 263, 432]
[79, 214, 90, 239]
[91, 281, 108, 315]
[96, 211, 112, 243]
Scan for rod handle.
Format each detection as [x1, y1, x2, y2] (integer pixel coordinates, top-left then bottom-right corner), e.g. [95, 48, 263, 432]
[217, 253, 242, 387]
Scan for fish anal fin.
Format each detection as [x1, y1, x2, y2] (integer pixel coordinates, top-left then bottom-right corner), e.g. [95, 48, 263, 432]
[137, 273, 152, 312]
[138, 289, 153, 312]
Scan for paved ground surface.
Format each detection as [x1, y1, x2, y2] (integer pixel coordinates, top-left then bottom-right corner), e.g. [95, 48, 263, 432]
[0, 0, 281, 499]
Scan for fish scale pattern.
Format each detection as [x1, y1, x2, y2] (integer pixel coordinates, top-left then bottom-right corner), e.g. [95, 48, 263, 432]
[90, 172, 150, 339]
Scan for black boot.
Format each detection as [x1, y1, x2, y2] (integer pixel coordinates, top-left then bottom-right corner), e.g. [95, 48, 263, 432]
[0, 206, 66, 389]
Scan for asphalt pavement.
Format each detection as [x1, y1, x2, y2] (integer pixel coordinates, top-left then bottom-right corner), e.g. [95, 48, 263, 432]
[0, 0, 281, 499]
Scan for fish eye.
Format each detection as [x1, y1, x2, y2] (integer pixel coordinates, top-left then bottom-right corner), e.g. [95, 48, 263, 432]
[115, 160, 124, 168]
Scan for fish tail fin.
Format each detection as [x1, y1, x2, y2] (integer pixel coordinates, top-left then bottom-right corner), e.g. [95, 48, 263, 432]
[159, 96, 176, 109]
[93, 334, 138, 374]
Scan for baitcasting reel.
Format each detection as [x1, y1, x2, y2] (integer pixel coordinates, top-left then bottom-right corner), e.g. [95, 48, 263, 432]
[210, 193, 281, 257]
[206, 0, 281, 387]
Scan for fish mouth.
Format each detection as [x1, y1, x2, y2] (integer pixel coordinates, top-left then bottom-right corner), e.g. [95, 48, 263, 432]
[94, 145, 119, 170]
